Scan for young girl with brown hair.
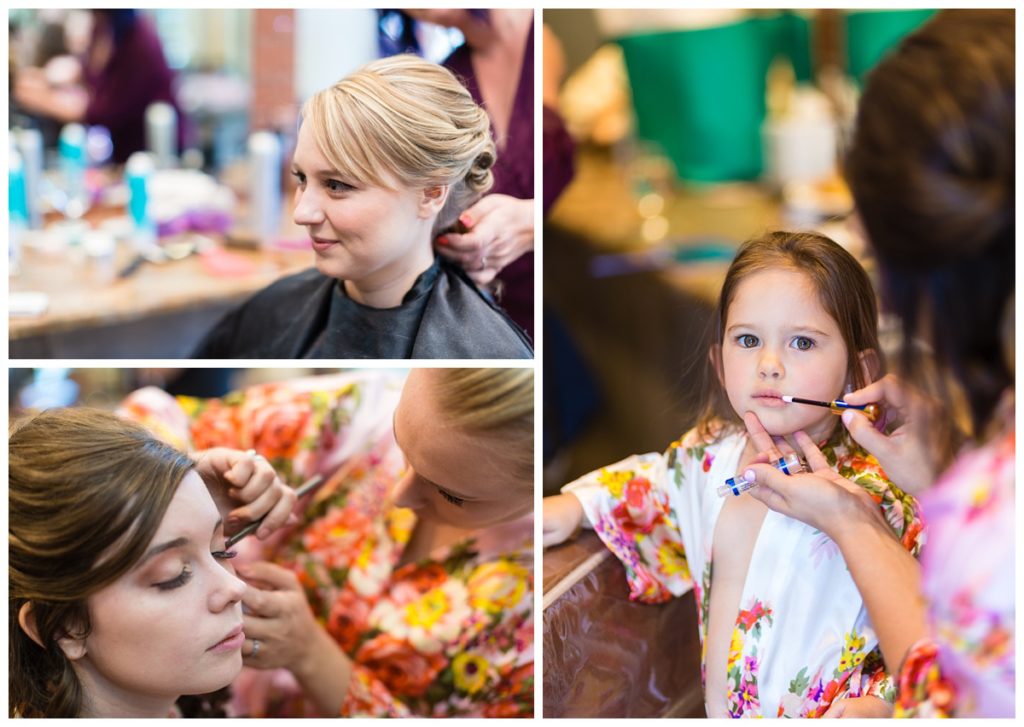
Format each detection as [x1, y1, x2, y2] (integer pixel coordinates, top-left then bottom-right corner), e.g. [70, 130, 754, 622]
[544, 231, 924, 717]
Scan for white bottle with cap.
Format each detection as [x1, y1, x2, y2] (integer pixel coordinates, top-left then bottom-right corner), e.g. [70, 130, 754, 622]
[9, 145, 28, 275]
[248, 131, 282, 245]
[14, 127, 43, 229]
[145, 101, 178, 169]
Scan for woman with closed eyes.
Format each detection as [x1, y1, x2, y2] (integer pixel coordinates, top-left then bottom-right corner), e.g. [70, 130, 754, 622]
[193, 55, 532, 359]
[9, 408, 296, 718]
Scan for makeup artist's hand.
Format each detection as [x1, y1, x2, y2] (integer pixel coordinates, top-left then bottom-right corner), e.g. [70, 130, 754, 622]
[240, 562, 352, 714]
[822, 695, 892, 718]
[436, 194, 533, 286]
[840, 375, 941, 495]
[743, 427, 885, 539]
[194, 448, 298, 540]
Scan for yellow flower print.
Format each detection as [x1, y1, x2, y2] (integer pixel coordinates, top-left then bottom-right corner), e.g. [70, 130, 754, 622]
[838, 629, 867, 672]
[727, 629, 744, 669]
[372, 580, 471, 654]
[656, 540, 690, 581]
[452, 652, 491, 694]
[597, 468, 633, 498]
[467, 561, 530, 614]
[387, 506, 416, 545]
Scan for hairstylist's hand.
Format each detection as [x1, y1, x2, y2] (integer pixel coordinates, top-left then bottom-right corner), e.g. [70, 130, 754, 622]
[744, 430, 884, 539]
[240, 562, 352, 714]
[840, 375, 939, 495]
[436, 194, 534, 286]
[543, 493, 585, 547]
[194, 448, 298, 540]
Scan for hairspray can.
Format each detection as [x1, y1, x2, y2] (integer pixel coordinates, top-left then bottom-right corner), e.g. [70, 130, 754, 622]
[59, 122, 89, 219]
[248, 131, 282, 245]
[145, 101, 178, 169]
[125, 151, 158, 252]
[14, 127, 43, 229]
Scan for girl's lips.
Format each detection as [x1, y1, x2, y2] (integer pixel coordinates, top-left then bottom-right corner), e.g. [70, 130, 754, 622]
[208, 624, 245, 653]
[753, 394, 785, 408]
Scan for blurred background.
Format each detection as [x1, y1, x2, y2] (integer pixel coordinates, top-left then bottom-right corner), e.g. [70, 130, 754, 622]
[7, 367, 373, 413]
[8, 9, 473, 357]
[542, 8, 936, 494]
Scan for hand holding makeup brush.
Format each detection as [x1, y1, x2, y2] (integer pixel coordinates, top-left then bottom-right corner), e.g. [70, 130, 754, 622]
[194, 448, 299, 540]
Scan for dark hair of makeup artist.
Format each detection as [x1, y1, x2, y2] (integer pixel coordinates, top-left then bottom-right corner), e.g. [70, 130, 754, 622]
[846, 9, 1014, 438]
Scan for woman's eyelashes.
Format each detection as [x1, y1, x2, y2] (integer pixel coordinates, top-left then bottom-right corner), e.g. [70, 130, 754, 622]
[437, 488, 466, 507]
[153, 550, 238, 591]
[325, 178, 354, 194]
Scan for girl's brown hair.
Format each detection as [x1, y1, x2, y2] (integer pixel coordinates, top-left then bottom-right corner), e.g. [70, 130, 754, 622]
[9, 407, 193, 718]
[695, 231, 882, 441]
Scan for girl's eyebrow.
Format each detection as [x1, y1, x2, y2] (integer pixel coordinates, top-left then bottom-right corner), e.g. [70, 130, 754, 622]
[725, 323, 830, 337]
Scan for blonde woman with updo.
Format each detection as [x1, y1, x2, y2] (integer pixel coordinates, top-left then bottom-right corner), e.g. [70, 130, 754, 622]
[120, 368, 534, 716]
[194, 56, 532, 359]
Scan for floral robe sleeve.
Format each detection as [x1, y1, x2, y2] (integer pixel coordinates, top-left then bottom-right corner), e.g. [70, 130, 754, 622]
[562, 426, 924, 718]
[894, 409, 1014, 718]
[119, 373, 534, 718]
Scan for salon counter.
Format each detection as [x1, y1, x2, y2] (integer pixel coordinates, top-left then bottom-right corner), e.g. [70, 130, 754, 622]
[10, 238, 312, 359]
[543, 531, 705, 717]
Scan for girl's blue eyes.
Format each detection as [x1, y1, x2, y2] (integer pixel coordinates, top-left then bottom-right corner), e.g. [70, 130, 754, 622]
[734, 334, 815, 350]
[155, 550, 238, 591]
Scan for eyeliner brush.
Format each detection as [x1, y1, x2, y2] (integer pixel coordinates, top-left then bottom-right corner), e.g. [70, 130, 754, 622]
[780, 395, 881, 423]
[226, 474, 324, 548]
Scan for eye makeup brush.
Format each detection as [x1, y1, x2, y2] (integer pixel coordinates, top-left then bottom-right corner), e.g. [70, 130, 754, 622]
[226, 474, 324, 548]
[781, 395, 881, 423]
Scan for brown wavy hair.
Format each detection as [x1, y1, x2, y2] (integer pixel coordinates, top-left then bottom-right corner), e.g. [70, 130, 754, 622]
[694, 231, 882, 442]
[9, 407, 193, 718]
[845, 9, 1013, 439]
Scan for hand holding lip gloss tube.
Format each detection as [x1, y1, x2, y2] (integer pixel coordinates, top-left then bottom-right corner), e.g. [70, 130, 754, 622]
[781, 395, 882, 423]
[718, 452, 805, 497]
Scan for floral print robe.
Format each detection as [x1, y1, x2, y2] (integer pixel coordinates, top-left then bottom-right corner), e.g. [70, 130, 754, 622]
[895, 395, 1014, 717]
[562, 426, 924, 718]
[119, 371, 534, 718]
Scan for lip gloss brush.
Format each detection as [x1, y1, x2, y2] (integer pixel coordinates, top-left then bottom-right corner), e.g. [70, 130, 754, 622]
[780, 395, 881, 423]
[226, 474, 324, 548]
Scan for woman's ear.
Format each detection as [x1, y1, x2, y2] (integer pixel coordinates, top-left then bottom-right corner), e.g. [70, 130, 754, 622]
[856, 348, 882, 384]
[18, 603, 45, 649]
[418, 184, 450, 219]
[20, 604, 88, 661]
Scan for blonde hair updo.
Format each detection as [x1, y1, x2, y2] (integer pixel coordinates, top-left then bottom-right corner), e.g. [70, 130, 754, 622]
[302, 54, 496, 236]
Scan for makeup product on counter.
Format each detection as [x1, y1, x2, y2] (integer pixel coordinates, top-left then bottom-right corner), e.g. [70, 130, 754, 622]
[59, 123, 89, 219]
[14, 128, 43, 229]
[718, 452, 805, 497]
[145, 101, 178, 169]
[9, 145, 27, 275]
[248, 131, 282, 245]
[126, 152, 158, 253]
[225, 474, 324, 548]
[781, 395, 881, 423]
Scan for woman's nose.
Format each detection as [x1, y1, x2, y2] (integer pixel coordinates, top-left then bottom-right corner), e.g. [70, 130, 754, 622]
[292, 188, 325, 227]
[208, 565, 247, 613]
[391, 469, 426, 510]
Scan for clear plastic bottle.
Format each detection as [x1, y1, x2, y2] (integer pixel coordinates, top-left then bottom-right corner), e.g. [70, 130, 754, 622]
[717, 452, 805, 497]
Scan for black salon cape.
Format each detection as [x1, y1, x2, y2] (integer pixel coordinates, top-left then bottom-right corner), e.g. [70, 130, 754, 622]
[192, 259, 533, 359]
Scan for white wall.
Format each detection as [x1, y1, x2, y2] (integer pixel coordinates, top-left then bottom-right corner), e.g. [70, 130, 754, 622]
[295, 9, 378, 102]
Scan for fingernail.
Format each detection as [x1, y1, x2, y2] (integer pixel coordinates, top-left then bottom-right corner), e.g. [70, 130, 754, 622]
[459, 213, 473, 227]
[744, 469, 756, 483]
[256, 526, 269, 540]
[841, 409, 855, 427]
[438, 235, 448, 245]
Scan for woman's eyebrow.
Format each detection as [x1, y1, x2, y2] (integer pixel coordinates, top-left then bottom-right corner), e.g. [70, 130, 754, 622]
[141, 537, 188, 564]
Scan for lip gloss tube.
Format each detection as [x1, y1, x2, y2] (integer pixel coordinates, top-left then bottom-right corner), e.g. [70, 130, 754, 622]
[717, 452, 805, 497]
